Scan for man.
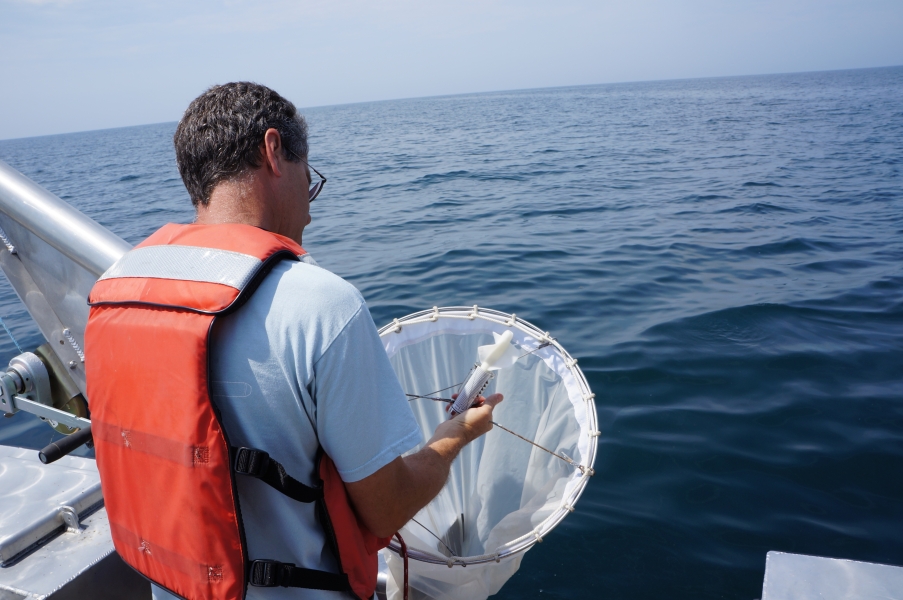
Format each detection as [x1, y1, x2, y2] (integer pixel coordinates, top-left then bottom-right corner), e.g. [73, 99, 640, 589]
[148, 82, 502, 598]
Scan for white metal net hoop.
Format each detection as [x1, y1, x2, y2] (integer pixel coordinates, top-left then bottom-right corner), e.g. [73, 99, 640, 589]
[379, 306, 599, 567]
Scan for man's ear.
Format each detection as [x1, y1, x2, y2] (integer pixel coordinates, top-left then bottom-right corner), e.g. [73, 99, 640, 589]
[261, 128, 285, 178]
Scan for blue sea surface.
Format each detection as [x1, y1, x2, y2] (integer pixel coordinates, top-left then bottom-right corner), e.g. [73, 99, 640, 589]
[1, 66, 902, 599]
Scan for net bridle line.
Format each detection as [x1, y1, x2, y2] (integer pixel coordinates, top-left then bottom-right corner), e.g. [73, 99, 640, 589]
[405, 341, 551, 403]
[411, 517, 456, 557]
[405, 341, 586, 473]
[406, 380, 465, 402]
[405, 395, 586, 473]
[406, 394, 454, 402]
[489, 420, 587, 474]
[514, 340, 552, 361]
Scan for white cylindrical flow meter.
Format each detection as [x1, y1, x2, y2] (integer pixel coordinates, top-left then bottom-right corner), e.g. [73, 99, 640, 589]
[449, 366, 492, 417]
[448, 330, 513, 417]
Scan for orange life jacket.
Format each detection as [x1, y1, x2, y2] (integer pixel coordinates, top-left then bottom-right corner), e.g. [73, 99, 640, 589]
[85, 223, 389, 600]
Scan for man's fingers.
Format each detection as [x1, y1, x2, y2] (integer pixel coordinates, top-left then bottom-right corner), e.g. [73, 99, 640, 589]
[483, 393, 503, 408]
[471, 393, 503, 410]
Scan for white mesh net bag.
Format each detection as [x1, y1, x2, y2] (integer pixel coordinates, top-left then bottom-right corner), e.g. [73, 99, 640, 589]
[378, 307, 598, 600]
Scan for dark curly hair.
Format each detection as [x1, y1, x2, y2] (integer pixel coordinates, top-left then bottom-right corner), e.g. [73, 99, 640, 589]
[173, 82, 308, 207]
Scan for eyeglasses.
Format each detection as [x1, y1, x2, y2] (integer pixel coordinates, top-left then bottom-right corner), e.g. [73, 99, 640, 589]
[285, 147, 327, 202]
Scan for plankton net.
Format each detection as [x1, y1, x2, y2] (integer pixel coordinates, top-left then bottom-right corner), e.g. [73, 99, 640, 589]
[378, 306, 598, 600]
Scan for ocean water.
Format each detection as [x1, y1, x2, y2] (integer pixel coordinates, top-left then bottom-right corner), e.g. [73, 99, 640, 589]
[1, 66, 902, 599]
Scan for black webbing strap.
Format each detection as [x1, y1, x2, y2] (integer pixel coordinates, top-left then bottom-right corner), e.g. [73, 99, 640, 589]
[232, 447, 322, 504]
[248, 559, 351, 591]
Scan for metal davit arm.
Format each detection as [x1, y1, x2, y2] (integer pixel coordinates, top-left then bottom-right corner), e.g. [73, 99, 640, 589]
[0, 159, 131, 277]
[0, 159, 134, 398]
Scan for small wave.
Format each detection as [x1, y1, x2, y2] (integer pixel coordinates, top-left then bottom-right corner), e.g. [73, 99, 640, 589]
[739, 238, 841, 257]
[707, 116, 744, 123]
[789, 216, 838, 227]
[643, 304, 779, 350]
[718, 202, 797, 215]
[118, 174, 141, 182]
[798, 259, 875, 273]
[641, 296, 902, 359]
[742, 181, 782, 187]
[680, 194, 731, 202]
[690, 227, 754, 234]
[425, 199, 466, 209]
[411, 170, 526, 185]
[519, 204, 609, 219]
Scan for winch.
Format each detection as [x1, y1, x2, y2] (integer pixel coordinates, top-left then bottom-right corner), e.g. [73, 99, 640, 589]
[0, 350, 93, 463]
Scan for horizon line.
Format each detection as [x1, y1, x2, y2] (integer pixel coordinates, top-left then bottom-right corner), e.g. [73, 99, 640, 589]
[2, 63, 901, 143]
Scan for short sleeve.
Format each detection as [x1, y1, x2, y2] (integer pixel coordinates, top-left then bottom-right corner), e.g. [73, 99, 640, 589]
[312, 304, 422, 482]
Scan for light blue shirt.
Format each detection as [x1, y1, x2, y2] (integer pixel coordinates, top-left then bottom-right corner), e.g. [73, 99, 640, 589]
[153, 256, 421, 600]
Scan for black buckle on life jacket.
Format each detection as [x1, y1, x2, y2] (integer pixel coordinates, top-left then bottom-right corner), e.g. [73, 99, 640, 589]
[232, 446, 323, 504]
[249, 559, 293, 587]
[234, 447, 270, 478]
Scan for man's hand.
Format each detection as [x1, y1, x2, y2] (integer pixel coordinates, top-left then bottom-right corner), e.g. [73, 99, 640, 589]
[345, 393, 503, 538]
[435, 392, 502, 445]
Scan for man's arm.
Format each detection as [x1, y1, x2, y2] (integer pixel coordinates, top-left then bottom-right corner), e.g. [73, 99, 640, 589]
[345, 393, 503, 538]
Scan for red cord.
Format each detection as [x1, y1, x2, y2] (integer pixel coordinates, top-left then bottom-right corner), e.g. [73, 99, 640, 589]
[394, 532, 409, 600]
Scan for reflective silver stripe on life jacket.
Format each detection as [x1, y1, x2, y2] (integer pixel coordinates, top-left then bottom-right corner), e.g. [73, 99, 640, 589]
[98, 245, 263, 290]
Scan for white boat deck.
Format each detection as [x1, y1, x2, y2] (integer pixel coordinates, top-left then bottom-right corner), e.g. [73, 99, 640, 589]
[762, 551, 903, 600]
[0, 445, 148, 600]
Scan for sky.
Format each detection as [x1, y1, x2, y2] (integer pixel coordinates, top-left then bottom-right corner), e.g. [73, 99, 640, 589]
[1, 0, 902, 140]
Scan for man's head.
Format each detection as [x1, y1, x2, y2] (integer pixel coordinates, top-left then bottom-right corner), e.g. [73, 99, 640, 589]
[174, 82, 308, 208]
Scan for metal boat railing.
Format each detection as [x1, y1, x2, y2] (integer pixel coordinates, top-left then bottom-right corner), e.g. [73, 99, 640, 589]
[0, 160, 130, 277]
[0, 160, 131, 393]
